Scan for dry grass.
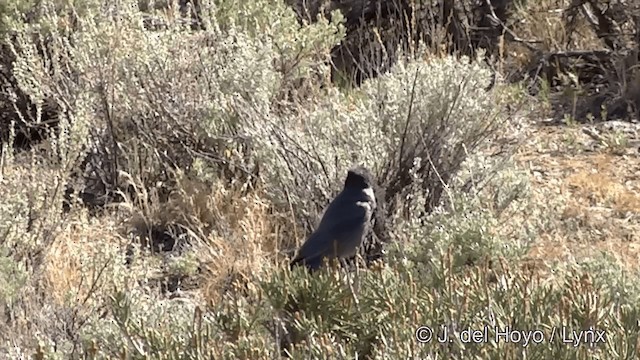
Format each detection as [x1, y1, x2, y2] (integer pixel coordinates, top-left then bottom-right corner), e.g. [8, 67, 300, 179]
[517, 121, 640, 272]
[42, 213, 124, 306]
[495, 0, 605, 82]
[192, 182, 290, 304]
[118, 171, 293, 251]
[3, 0, 640, 357]
[114, 171, 297, 305]
[511, 0, 603, 51]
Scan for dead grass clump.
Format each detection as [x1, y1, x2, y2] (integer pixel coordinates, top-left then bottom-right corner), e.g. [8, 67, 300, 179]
[567, 171, 627, 205]
[41, 212, 125, 307]
[565, 169, 640, 214]
[116, 169, 289, 303]
[178, 181, 286, 304]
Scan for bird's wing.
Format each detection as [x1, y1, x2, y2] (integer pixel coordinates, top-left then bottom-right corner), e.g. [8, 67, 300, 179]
[316, 189, 373, 230]
[293, 200, 372, 264]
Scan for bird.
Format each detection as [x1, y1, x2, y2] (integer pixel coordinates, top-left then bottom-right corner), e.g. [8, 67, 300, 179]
[290, 166, 377, 271]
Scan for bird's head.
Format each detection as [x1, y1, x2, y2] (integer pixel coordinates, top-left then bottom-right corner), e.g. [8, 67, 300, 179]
[344, 166, 376, 205]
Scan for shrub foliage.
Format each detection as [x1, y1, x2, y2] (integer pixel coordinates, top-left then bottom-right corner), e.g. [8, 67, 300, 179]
[0, 0, 639, 359]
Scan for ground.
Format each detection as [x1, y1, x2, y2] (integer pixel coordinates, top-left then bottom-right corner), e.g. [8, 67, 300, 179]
[518, 119, 640, 272]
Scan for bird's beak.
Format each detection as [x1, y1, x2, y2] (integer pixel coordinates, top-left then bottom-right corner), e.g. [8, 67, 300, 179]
[363, 187, 375, 203]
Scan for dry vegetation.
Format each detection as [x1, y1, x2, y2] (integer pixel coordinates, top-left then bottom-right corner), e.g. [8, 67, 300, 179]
[1, 0, 640, 359]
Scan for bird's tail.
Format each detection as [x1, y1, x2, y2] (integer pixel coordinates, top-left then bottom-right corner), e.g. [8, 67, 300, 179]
[289, 256, 322, 272]
[289, 257, 303, 269]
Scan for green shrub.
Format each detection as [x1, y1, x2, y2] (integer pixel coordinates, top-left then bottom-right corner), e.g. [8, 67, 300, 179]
[250, 48, 513, 233]
[256, 250, 640, 359]
[4, 0, 639, 359]
[0, 0, 344, 356]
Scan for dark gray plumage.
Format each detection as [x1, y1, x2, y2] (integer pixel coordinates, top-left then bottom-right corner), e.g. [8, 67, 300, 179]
[290, 166, 377, 270]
